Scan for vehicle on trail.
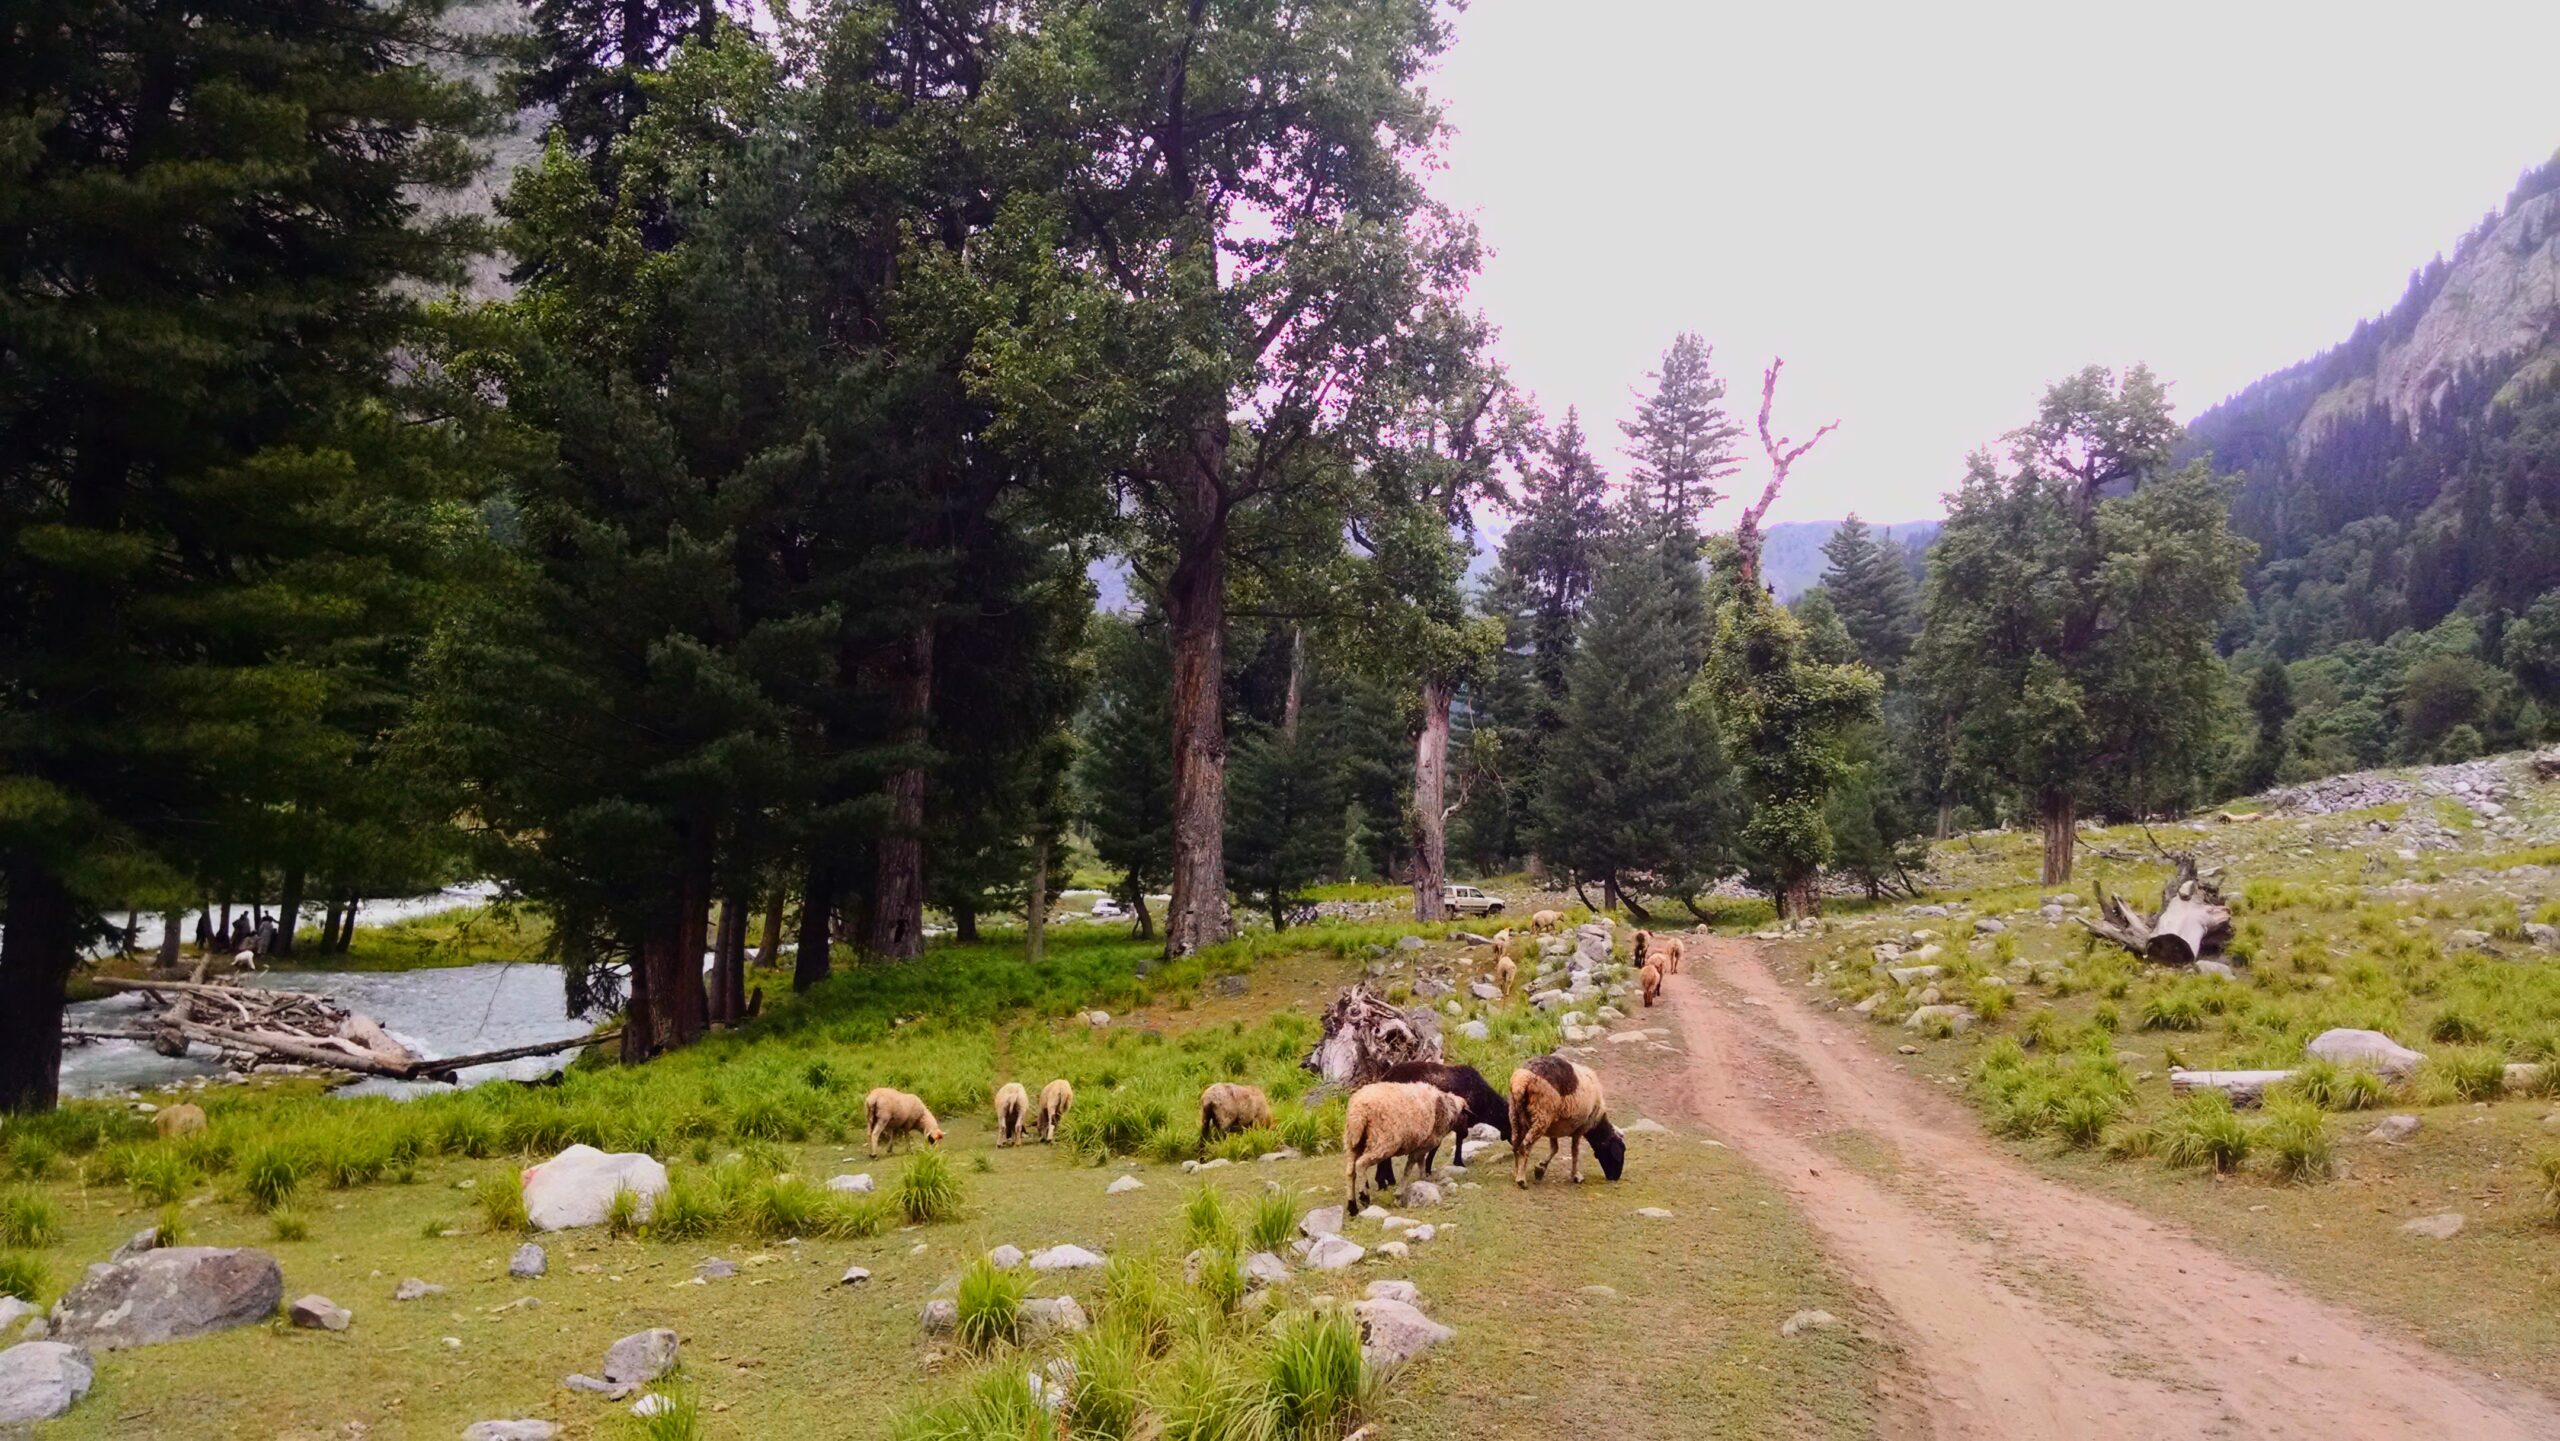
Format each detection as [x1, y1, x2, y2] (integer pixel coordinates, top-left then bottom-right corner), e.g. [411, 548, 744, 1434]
[1442, 884, 1505, 918]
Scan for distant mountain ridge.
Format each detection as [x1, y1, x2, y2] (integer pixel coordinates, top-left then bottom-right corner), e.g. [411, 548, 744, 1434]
[1756, 519, 1940, 602]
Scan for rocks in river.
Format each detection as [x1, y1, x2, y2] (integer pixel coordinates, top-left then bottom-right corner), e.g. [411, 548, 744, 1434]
[520, 1145, 669, 1232]
[2366, 1115, 2421, 1144]
[2400, 1213, 2465, 1241]
[565, 1328, 680, 1400]
[1353, 1296, 1451, 1367]
[0, 1341, 94, 1424]
[393, 1278, 446, 1302]
[510, 1243, 548, 1279]
[462, 1422, 559, 1441]
[825, 1173, 876, 1194]
[288, 1295, 351, 1332]
[1304, 1235, 1365, 1271]
[49, 1247, 283, 1349]
[2305, 1028, 2425, 1080]
[1780, 1309, 1842, 1338]
[1028, 1244, 1104, 1273]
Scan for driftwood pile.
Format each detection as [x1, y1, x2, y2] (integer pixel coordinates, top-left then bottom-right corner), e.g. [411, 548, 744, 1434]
[2081, 856, 2232, 966]
[66, 977, 609, 1085]
[1302, 983, 1442, 1089]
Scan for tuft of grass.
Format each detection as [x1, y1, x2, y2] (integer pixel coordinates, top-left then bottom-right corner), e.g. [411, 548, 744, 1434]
[477, 1166, 531, 1233]
[955, 1257, 1028, 1354]
[606, 1184, 643, 1238]
[153, 1202, 187, 1248]
[1263, 1309, 1375, 1431]
[5, 1134, 57, 1181]
[238, 1142, 307, 1213]
[647, 1171, 728, 1241]
[1275, 1103, 1338, 1156]
[1245, 1189, 1298, 1254]
[1098, 1255, 1182, 1360]
[2278, 1058, 2387, 1112]
[623, 1376, 705, 1441]
[0, 1252, 45, 1303]
[2535, 1150, 2560, 1228]
[1192, 1246, 1245, 1316]
[1067, 1322, 1146, 1440]
[127, 1148, 199, 1207]
[2156, 1092, 2252, 1174]
[898, 1150, 964, 1225]
[2415, 1046, 2509, 1104]
[270, 1208, 312, 1242]
[0, 1188, 62, 1249]
[1180, 1185, 1236, 1251]
[2259, 1099, 2334, 1183]
[891, 1365, 1051, 1441]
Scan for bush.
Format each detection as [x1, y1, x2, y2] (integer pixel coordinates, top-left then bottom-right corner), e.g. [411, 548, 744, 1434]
[1263, 1310, 1373, 1434]
[2259, 1099, 2333, 1183]
[0, 1252, 45, 1303]
[955, 1258, 1027, 1354]
[898, 1151, 963, 1225]
[238, 1142, 307, 1213]
[2156, 1093, 2252, 1173]
[270, 1208, 311, 1242]
[0, 1188, 61, 1249]
[127, 1149, 198, 1207]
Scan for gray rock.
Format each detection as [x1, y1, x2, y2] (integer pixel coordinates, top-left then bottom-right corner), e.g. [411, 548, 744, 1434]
[987, 1245, 1026, 1270]
[2400, 1213, 2465, 1240]
[0, 1300, 32, 1336]
[2366, 1115, 2421, 1144]
[1780, 1309, 1842, 1338]
[1457, 1019, 1490, 1041]
[461, 1422, 559, 1441]
[1468, 982, 1500, 1003]
[1304, 1235, 1365, 1271]
[1020, 1296, 1090, 1341]
[1395, 934, 1425, 951]
[631, 1394, 674, 1418]
[696, 1258, 736, 1280]
[1257, 1149, 1302, 1163]
[509, 1243, 548, 1279]
[289, 1295, 351, 1332]
[1105, 1175, 1144, 1195]
[520, 1145, 667, 1232]
[1299, 1206, 1344, 1239]
[1364, 1278, 1421, 1306]
[2449, 929, 2494, 950]
[108, 1226, 165, 1264]
[0, 1341, 93, 1423]
[1242, 1252, 1290, 1287]
[1213, 973, 1250, 998]
[917, 1298, 957, 1336]
[2194, 960, 2238, 979]
[1399, 1179, 1444, 1208]
[1624, 1118, 1669, 1134]
[1886, 965, 1943, 987]
[1973, 918, 2006, 935]
[2525, 922, 2559, 950]
[393, 1278, 446, 1302]
[825, 1173, 876, 1194]
[1903, 1004, 1976, 1034]
[840, 1266, 871, 1286]
[49, 1247, 283, 1349]
[1353, 1296, 1452, 1367]
[1633, 1206, 1675, 1219]
[2306, 1028, 2425, 1080]
[1028, 1244, 1104, 1273]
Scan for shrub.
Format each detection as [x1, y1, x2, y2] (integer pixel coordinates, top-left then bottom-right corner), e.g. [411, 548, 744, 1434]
[1180, 1186, 1236, 1251]
[238, 1142, 307, 1213]
[270, 1208, 311, 1242]
[898, 1151, 963, 1225]
[955, 1257, 1027, 1354]
[0, 1252, 45, 1303]
[1246, 1189, 1298, 1254]
[2156, 1093, 2252, 1173]
[127, 1149, 198, 1207]
[2259, 1100, 2333, 1183]
[1263, 1310, 1374, 1434]
[477, 1167, 531, 1233]
[0, 1188, 61, 1249]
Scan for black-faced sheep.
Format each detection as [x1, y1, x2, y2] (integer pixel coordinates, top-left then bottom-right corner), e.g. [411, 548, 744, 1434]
[993, 1081, 1029, 1146]
[1037, 1079, 1074, 1143]
[1375, 1060, 1510, 1188]
[1197, 1082, 1272, 1152]
[864, 1087, 944, 1157]
[1344, 1081, 1468, 1212]
[1640, 961, 1663, 1008]
[1507, 1056, 1625, 1187]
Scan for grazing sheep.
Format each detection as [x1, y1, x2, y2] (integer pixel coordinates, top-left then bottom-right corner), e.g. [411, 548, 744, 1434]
[1344, 1081, 1468, 1212]
[993, 1081, 1029, 1146]
[1037, 1079, 1074, 1143]
[1652, 936, 1683, 975]
[1197, 1082, 1273, 1152]
[231, 949, 258, 973]
[1507, 1056, 1626, 1187]
[153, 1103, 207, 1139]
[1639, 962, 1663, 1008]
[1530, 909, 1563, 935]
[1375, 1061, 1510, 1187]
[1494, 955, 1518, 995]
[863, 1087, 944, 1157]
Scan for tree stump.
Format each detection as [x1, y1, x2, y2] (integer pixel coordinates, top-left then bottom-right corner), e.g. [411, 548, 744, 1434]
[1303, 983, 1443, 1089]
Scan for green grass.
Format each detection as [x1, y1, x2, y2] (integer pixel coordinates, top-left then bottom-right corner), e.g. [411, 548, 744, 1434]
[475, 1166, 530, 1232]
[623, 1376, 705, 1441]
[954, 1257, 1027, 1354]
[2258, 1099, 2334, 1183]
[0, 1252, 45, 1303]
[1261, 1309, 1376, 1435]
[269, 1208, 311, 1242]
[1245, 1188, 1298, 1253]
[1178, 1185, 1236, 1251]
[898, 1151, 964, 1225]
[0, 1188, 61, 1248]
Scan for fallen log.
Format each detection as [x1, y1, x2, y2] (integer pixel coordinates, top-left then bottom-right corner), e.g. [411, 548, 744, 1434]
[66, 1022, 616, 1084]
[2081, 855, 2232, 966]
[2168, 1068, 2295, 1107]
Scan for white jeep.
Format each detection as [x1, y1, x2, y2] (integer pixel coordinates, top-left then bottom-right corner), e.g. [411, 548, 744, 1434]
[1442, 884, 1505, 919]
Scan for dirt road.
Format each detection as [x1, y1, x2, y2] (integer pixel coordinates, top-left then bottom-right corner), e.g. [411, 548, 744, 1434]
[1651, 934, 2560, 1440]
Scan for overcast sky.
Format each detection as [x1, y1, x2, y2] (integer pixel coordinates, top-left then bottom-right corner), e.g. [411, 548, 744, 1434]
[1425, 1, 2560, 525]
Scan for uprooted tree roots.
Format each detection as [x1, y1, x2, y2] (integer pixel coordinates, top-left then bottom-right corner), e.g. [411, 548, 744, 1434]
[1303, 983, 1443, 1089]
[2081, 855, 2233, 966]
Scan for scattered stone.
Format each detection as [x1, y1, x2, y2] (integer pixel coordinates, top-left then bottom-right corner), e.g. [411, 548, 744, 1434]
[1633, 1207, 1675, 1219]
[696, 1258, 736, 1280]
[2194, 960, 2238, 979]
[461, 1422, 559, 1441]
[1020, 1296, 1090, 1342]
[393, 1278, 446, 1302]
[48, 1247, 283, 1349]
[1085, 1011, 1110, 1027]
[1258, 1149, 1302, 1164]
[1299, 1206, 1345, 1239]
[918, 1299, 957, 1336]
[1399, 1180, 1443, 1208]
[1624, 1117, 1669, 1134]
[987, 1245, 1026, 1270]
[2306, 1028, 2425, 1080]
[1903, 1005, 1976, 1034]
[0, 1300, 31, 1336]
[1395, 935, 1425, 951]
[2449, 929, 2494, 950]
[2526, 923, 2560, 950]
[1780, 1309, 1842, 1338]
[0, 1341, 93, 1424]
[2400, 1213, 2465, 1240]
[520, 1145, 669, 1232]
[2366, 1115, 2421, 1144]
[1029, 1245, 1105, 1273]
[510, 1243, 548, 1279]
[1973, 918, 2006, 936]
[108, 1227, 165, 1264]
[1304, 1235, 1365, 1271]
[565, 1329, 681, 1400]
[1886, 965, 1943, 987]
[1105, 1175, 1144, 1195]
[825, 1173, 876, 1194]
[1213, 973, 1250, 998]
[1578, 1284, 1617, 1298]
[840, 1266, 872, 1286]
[1376, 1241, 1410, 1259]
[1243, 1252, 1291, 1287]
[1354, 1296, 1452, 1367]
[1458, 1018, 1491, 1041]
[1406, 1224, 1436, 1243]
[289, 1295, 351, 1332]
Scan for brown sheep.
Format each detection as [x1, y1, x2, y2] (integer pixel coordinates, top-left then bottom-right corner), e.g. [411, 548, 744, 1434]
[1632, 928, 1651, 965]
[1494, 955, 1518, 995]
[1653, 936, 1684, 975]
[1343, 1081, 1468, 1212]
[993, 1081, 1029, 1146]
[1197, 1082, 1273, 1152]
[863, 1087, 944, 1157]
[1639, 961, 1663, 1008]
[1037, 1079, 1074, 1143]
[1507, 1056, 1625, 1187]
[1530, 909, 1563, 935]
[152, 1103, 207, 1139]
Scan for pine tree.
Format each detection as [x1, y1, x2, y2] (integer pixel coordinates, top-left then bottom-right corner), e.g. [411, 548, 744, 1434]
[0, 0, 491, 1111]
[1819, 516, 1921, 674]
[1075, 614, 1177, 939]
[1225, 724, 1346, 930]
[1621, 333, 1744, 535]
[1706, 590, 1881, 918]
[2240, 656, 2295, 793]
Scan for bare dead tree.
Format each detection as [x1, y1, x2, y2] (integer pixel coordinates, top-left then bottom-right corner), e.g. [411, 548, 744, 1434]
[1733, 358, 1840, 589]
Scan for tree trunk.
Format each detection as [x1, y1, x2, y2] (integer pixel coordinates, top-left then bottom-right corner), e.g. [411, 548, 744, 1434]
[1128, 883, 1155, 942]
[319, 894, 343, 952]
[953, 899, 978, 944]
[870, 622, 935, 961]
[1603, 873, 1624, 914]
[717, 889, 749, 1023]
[120, 909, 139, 956]
[334, 897, 361, 954]
[1781, 874, 1820, 920]
[1935, 795, 1953, 841]
[157, 912, 182, 969]
[1281, 627, 1306, 741]
[793, 862, 834, 993]
[635, 828, 714, 1056]
[274, 866, 306, 957]
[757, 890, 785, 968]
[1026, 833, 1051, 965]
[1162, 505, 1233, 958]
[1410, 678, 1452, 924]
[2040, 787, 2076, 886]
[0, 857, 78, 1113]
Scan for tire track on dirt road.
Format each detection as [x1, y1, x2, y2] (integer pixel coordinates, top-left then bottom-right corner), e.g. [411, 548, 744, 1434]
[1656, 934, 2560, 1440]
